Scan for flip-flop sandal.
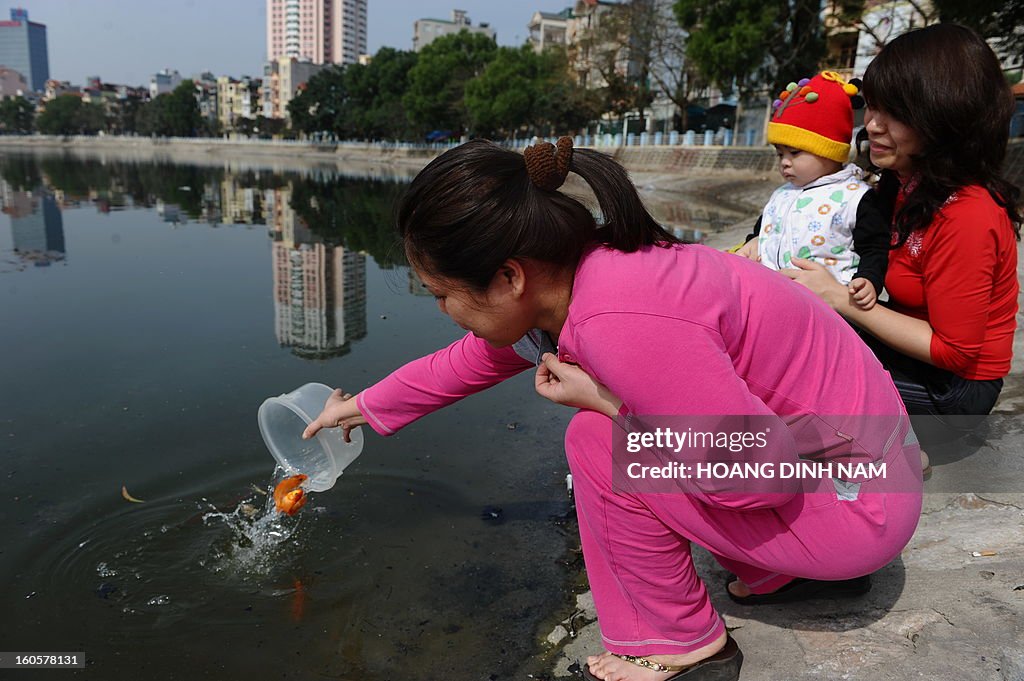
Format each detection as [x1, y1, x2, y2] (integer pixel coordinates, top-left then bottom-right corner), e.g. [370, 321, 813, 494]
[725, 573, 871, 605]
[580, 634, 742, 680]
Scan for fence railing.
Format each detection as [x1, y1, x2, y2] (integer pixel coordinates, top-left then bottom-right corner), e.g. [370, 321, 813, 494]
[6, 131, 764, 152]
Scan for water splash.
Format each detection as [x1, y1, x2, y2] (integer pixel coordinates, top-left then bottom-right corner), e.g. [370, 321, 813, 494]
[201, 467, 305, 578]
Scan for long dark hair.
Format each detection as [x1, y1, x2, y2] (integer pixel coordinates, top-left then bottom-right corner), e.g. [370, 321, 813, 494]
[863, 23, 1021, 244]
[395, 139, 679, 291]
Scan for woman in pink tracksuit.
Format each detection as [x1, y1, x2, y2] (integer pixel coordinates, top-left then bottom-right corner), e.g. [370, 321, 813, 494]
[302, 138, 923, 681]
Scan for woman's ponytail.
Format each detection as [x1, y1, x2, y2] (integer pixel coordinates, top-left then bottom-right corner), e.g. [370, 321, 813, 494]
[398, 138, 681, 291]
[569, 146, 680, 251]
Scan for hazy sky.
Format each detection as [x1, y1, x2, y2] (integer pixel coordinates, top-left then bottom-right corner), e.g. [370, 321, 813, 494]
[34, 0, 574, 87]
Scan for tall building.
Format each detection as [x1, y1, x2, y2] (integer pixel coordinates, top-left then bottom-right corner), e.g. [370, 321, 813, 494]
[268, 184, 367, 359]
[266, 0, 367, 66]
[413, 9, 495, 52]
[3, 188, 65, 267]
[0, 8, 49, 92]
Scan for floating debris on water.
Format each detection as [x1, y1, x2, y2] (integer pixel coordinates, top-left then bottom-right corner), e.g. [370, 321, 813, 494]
[121, 485, 145, 503]
[480, 506, 503, 524]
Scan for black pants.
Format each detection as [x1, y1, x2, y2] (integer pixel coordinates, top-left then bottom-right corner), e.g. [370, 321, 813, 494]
[860, 333, 1003, 445]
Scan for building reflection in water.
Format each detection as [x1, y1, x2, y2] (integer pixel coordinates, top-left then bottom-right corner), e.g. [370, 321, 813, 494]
[221, 179, 262, 226]
[267, 184, 367, 359]
[157, 200, 181, 224]
[1, 183, 65, 267]
[408, 267, 432, 297]
[0, 156, 373, 358]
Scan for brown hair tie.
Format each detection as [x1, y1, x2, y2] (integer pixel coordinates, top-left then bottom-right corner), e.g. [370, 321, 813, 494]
[524, 136, 574, 191]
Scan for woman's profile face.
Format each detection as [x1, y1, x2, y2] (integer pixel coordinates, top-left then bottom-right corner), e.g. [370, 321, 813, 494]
[864, 107, 922, 177]
[417, 268, 533, 348]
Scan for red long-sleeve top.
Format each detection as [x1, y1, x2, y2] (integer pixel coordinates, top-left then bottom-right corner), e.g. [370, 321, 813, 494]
[884, 185, 1019, 380]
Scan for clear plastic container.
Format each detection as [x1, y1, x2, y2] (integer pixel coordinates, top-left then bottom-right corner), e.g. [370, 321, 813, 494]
[258, 382, 364, 493]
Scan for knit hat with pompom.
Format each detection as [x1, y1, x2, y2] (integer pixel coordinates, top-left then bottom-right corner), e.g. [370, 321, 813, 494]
[767, 71, 864, 163]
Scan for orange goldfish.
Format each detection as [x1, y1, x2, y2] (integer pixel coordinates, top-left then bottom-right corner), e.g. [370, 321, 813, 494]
[273, 474, 308, 515]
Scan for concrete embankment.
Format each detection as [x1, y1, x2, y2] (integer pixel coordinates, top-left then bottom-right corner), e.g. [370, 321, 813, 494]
[2, 134, 1022, 183]
[0, 134, 782, 180]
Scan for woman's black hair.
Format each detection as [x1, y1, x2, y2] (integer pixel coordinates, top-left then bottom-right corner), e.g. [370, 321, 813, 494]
[863, 23, 1021, 244]
[395, 139, 680, 290]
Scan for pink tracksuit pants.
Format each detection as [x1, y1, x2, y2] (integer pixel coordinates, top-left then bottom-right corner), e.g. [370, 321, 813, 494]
[565, 410, 924, 656]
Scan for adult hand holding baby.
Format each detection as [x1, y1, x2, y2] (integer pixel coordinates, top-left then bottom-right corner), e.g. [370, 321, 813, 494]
[783, 257, 854, 310]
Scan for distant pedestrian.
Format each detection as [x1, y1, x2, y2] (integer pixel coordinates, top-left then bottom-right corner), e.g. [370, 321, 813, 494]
[736, 71, 889, 311]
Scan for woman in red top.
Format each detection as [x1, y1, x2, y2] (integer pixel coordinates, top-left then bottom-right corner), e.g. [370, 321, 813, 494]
[785, 24, 1020, 439]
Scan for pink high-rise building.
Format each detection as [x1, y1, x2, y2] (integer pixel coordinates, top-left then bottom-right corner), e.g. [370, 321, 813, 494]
[266, 0, 367, 65]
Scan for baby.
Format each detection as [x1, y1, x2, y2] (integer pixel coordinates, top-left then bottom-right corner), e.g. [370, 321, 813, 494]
[736, 71, 888, 309]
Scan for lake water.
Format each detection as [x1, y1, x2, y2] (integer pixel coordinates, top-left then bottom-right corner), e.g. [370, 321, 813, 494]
[0, 150, 750, 680]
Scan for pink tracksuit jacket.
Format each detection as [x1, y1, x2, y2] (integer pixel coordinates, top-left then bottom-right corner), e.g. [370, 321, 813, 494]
[355, 243, 923, 656]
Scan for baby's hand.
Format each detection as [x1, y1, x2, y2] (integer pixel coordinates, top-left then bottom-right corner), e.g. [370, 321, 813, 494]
[849, 278, 877, 310]
[733, 239, 760, 261]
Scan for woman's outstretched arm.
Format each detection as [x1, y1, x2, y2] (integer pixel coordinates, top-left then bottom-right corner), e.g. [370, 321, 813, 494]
[305, 333, 533, 439]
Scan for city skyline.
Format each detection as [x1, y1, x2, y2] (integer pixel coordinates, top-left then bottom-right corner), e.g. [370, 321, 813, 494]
[39, 0, 573, 88]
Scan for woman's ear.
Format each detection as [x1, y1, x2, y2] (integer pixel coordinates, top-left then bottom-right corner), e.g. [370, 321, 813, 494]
[495, 259, 527, 297]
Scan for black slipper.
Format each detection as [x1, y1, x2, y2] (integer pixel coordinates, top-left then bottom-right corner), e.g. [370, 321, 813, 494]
[580, 634, 742, 680]
[725, 573, 871, 605]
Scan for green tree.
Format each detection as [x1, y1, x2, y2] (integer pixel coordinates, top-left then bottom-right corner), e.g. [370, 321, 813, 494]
[109, 96, 143, 135]
[0, 154, 41, 189]
[342, 47, 419, 139]
[164, 80, 202, 136]
[533, 49, 605, 135]
[137, 80, 202, 137]
[289, 177, 407, 267]
[78, 102, 107, 134]
[37, 95, 80, 135]
[37, 95, 106, 135]
[935, 0, 1024, 54]
[465, 46, 540, 137]
[288, 66, 348, 136]
[403, 31, 498, 136]
[674, 0, 825, 94]
[0, 96, 35, 134]
[464, 46, 602, 138]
